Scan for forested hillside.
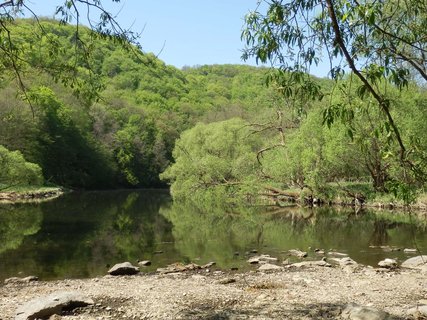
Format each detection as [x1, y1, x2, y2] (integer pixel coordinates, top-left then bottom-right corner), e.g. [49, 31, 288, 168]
[0, 19, 281, 190]
[2, 19, 426, 206]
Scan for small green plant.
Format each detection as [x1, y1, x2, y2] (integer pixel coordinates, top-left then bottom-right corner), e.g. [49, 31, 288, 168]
[386, 180, 417, 205]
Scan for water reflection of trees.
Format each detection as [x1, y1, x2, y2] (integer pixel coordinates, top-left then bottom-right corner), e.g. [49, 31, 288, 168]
[0, 203, 42, 254]
[2, 192, 427, 280]
[161, 202, 427, 267]
[46, 190, 174, 277]
[0, 190, 174, 280]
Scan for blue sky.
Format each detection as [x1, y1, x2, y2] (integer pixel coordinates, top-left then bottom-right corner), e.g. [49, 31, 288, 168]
[25, 1, 328, 77]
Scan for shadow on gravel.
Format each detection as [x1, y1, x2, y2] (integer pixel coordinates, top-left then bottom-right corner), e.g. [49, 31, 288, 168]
[178, 302, 342, 319]
[178, 302, 406, 319]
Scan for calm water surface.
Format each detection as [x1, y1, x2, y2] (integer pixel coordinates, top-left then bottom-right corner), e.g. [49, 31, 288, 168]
[1, 189, 427, 281]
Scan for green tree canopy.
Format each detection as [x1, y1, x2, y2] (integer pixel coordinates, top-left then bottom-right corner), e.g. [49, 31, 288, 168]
[242, 0, 427, 200]
[161, 118, 264, 203]
[0, 1, 140, 103]
[0, 145, 43, 189]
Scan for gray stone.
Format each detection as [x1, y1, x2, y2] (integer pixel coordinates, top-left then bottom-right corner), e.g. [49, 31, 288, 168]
[247, 254, 278, 264]
[401, 255, 427, 269]
[330, 257, 358, 266]
[384, 246, 400, 252]
[407, 305, 427, 318]
[15, 291, 93, 320]
[201, 261, 216, 268]
[286, 260, 331, 268]
[258, 263, 284, 271]
[373, 246, 400, 252]
[157, 263, 201, 274]
[328, 251, 348, 257]
[108, 262, 139, 275]
[218, 278, 236, 285]
[137, 260, 152, 266]
[378, 258, 397, 269]
[282, 258, 290, 265]
[403, 248, 417, 254]
[288, 249, 308, 258]
[247, 256, 260, 264]
[260, 255, 278, 262]
[4, 276, 38, 284]
[341, 303, 391, 320]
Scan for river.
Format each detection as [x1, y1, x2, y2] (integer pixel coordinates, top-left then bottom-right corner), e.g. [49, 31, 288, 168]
[0, 189, 426, 281]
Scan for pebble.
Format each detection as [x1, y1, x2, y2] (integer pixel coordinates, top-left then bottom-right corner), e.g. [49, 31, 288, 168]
[218, 278, 236, 284]
[404, 248, 417, 253]
[138, 260, 152, 266]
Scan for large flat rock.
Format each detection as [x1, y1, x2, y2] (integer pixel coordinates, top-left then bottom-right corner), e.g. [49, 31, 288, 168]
[401, 255, 427, 270]
[286, 260, 331, 268]
[108, 261, 139, 275]
[342, 303, 391, 320]
[15, 291, 93, 320]
[258, 263, 284, 271]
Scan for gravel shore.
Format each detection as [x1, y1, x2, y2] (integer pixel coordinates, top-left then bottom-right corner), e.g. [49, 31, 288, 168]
[1, 265, 426, 319]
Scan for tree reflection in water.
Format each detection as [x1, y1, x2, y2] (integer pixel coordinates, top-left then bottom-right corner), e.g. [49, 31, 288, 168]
[1, 191, 427, 281]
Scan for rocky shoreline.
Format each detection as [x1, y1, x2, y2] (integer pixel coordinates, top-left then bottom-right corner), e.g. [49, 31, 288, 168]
[2, 255, 427, 320]
[0, 188, 65, 203]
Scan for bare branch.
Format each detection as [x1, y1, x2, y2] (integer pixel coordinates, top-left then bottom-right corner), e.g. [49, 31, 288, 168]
[256, 143, 284, 165]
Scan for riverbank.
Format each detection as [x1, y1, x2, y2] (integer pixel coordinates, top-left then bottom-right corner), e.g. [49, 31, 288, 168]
[264, 184, 427, 212]
[0, 187, 65, 203]
[0, 267, 427, 320]
[1, 263, 426, 319]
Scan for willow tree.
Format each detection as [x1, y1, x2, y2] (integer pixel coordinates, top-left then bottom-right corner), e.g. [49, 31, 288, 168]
[242, 0, 427, 201]
[160, 118, 263, 204]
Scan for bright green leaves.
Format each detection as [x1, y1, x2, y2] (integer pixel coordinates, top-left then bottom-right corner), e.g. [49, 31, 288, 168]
[0, 145, 43, 189]
[2, 20, 106, 105]
[161, 118, 263, 203]
[242, 0, 324, 70]
[267, 2, 285, 24]
[112, 113, 162, 187]
[362, 64, 409, 90]
[322, 103, 354, 131]
[1, 1, 141, 105]
[242, 0, 425, 112]
[387, 179, 418, 206]
[267, 69, 323, 100]
[389, 68, 410, 90]
[27, 86, 114, 188]
[243, 0, 427, 193]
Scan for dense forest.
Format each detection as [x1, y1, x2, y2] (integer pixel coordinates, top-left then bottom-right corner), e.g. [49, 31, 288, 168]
[0, 19, 279, 189]
[1, 19, 427, 205]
